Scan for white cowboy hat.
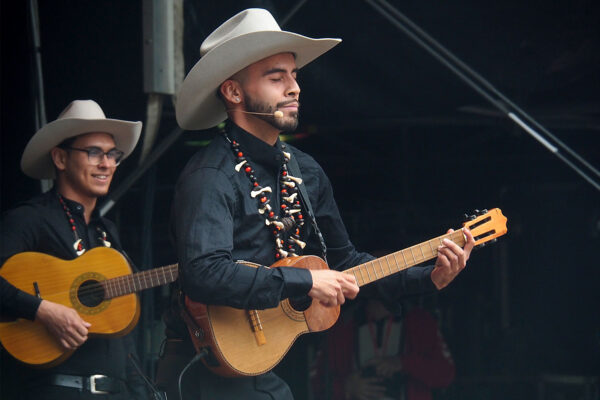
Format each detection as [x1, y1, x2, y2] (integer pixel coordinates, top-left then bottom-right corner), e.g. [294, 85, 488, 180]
[176, 8, 341, 130]
[21, 99, 142, 179]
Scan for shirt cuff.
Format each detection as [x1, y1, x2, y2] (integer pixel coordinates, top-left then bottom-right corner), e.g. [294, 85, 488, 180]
[16, 290, 42, 320]
[421, 265, 437, 292]
[279, 267, 313, 299]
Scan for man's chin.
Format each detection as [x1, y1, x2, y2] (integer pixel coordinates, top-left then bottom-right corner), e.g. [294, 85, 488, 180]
[275, 116, 299, 132]
[90, 185, 111, 198]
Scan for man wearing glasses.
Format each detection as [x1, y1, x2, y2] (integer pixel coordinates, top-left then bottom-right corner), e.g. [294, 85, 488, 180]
[0, 100, 149, 399]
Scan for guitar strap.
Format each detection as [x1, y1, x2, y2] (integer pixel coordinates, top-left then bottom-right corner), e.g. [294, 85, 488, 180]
[177, 291, 205, 350]
[284, 145, 328, 263]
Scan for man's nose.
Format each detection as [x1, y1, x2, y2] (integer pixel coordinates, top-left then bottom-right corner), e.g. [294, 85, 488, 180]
[286, 77, 300, 98]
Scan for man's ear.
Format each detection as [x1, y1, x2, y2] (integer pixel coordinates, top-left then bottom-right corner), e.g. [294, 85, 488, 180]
[50, 147, 67, 172]
[220, 80, 243, 105]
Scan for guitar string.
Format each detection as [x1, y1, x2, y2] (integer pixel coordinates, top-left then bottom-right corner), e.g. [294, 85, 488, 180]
[253, 232, 466, 324]
[344, 230, 464, 285]
[79, 230, 459, 299]
[42, 230, 464, 303]
[34, 264, 178, 301]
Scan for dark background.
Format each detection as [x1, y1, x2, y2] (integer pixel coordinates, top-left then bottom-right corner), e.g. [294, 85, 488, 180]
[1, 1, 599, 398]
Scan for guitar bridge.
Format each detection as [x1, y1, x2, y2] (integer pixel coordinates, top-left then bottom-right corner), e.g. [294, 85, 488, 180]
[247, 310, 266, 346]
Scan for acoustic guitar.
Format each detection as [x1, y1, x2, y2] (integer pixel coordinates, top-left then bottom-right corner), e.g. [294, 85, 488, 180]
[0, 247, 178, 367]
[184, 208, 508, 377]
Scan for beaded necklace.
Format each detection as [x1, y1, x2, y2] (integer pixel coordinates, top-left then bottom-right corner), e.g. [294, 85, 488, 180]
[223, 131, 306, 260]
[57, 193, 111, 256]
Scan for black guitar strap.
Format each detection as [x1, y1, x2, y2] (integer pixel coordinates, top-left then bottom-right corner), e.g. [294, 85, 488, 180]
[284, 145, 328, 263]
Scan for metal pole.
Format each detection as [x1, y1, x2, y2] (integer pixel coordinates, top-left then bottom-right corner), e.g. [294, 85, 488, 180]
[365, 0, 600, 191]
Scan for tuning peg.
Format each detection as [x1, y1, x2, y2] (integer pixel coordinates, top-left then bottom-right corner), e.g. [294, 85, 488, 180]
[463, 213, 476, 221]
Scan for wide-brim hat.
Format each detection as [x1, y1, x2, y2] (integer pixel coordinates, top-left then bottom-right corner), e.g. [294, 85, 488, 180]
[176, 8, 341, 130]
[21, 99, 142, 179]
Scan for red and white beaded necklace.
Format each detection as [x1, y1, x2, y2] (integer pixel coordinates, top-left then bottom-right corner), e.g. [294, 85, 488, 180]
[223, 131, 306, 260]
[57, 193, 111, 256]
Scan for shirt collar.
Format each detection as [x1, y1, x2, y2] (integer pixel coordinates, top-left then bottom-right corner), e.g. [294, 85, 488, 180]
[227, 122, 285, 170]
[52, 188, 102, 222]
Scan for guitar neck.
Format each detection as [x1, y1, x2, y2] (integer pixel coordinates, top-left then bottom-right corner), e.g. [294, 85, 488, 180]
[345, 230, 465, 287]
[102, 264, 179, 299]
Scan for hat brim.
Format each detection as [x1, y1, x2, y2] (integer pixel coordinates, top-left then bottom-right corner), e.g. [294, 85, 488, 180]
[176, 30, 341, 130]
[21, 118, 142, 179]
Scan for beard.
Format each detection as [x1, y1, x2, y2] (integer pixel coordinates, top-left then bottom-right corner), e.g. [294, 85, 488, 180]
[245, 95, 300, 132]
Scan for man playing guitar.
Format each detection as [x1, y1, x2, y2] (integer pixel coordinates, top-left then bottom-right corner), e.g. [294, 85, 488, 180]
[0, 100, 148, 399]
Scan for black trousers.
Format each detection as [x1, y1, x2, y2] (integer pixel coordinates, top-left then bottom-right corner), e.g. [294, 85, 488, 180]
[155, 340, 293, 400]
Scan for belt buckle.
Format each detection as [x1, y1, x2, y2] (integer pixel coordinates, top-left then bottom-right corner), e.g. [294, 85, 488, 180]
[89, 374, 109, 394]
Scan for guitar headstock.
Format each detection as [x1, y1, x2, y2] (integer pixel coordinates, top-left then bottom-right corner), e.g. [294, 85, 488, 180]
[463, 208, 508, 247]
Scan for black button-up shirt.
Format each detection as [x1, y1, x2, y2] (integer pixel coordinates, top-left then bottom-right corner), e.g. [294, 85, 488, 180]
[171, 122, 434, 313]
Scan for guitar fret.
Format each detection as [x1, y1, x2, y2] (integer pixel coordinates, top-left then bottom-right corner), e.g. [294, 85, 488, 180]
[104, 281, 111, 299]
[116, 277, 121, 295]
[110, 279, 117, 298]
[121, 276, 128, 296]
[428, 240, 435, 256]
[384, 256, 393, 275]
[400, 250, 408, 267]
[377, 259, 385, 277]
[419, 245, 425, 259]
[120, 276, 126, 296]
[157, 268, 163, 285]
[391, 252, 401, 270]
[351, 269, 359, 286]
[358, 266, 367, 284]
[111, 278, 118, 298]
[169, 266, 174, 282]
[409, 247, 416, 263]
[371, 261, 378, 279]
[365, 265, 372, 282]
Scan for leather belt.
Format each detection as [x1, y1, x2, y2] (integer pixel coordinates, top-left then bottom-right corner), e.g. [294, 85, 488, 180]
[38, 373, 124, 394]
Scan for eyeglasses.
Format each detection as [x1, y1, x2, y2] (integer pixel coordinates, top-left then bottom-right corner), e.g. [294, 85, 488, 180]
[65, 146, 125, 166]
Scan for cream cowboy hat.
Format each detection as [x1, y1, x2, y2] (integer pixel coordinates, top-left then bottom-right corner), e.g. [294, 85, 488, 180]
[176, 8, 341, 130]
[21, 99, 142, 179]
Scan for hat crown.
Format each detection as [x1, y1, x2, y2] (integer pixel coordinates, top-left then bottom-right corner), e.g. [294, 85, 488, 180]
[200, 8, 282, 57]
[57, 100, 107, 121]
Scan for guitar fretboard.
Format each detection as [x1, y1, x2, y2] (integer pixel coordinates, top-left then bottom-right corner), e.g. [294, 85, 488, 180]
[102, 264, 179, 299]
[344, 230, 465, 287]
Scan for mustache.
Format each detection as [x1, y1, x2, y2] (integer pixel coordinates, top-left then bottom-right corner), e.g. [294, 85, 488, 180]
[276, 100, 300, 108]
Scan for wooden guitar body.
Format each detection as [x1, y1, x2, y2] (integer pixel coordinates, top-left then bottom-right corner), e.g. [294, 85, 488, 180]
[0, 247, 181, 367]
[185, 255, 339, 377]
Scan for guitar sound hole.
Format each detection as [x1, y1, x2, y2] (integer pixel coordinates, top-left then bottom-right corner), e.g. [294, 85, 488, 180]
[77, 280, 105, 307]
[289, 295, 312, 312]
